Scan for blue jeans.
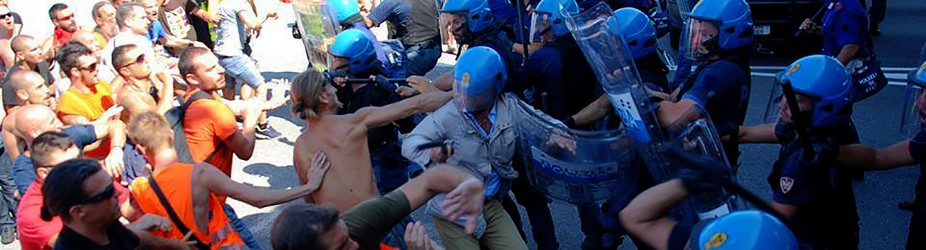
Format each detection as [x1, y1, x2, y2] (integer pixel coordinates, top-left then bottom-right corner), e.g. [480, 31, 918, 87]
[12, 155, 35, 196]
[404, 38, 442, 76]
[0, 153, 16, 229]
[218, 54, 264, 88]
[223, 204, 262, 250]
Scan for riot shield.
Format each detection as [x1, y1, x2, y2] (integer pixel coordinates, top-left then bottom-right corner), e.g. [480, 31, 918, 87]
[564, 2, 734, 218]
[511, 97, 638, 204]
[292, 0, 342, 72]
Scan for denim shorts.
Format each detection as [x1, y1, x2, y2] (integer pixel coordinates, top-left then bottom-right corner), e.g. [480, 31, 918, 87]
[218, 54, 264, 88]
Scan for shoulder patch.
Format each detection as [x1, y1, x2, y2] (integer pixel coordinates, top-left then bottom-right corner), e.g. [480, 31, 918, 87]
[780, 177, 795, 194]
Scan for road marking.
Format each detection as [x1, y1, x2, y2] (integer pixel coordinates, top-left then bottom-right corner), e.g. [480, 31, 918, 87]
[750, 65, 916, 71]
[750, 72, 908, 86]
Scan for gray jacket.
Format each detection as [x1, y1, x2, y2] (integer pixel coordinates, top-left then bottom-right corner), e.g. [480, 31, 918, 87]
[402, 93, 562, 183]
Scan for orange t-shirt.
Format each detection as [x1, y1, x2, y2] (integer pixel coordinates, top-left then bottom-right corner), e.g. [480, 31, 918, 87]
[57, 81, 115, 158]
[183, 93, 237, 177]
[129, 163, 245, 249]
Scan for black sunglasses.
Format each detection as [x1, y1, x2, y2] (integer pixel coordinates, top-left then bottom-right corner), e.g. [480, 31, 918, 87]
[119, 54, 146, 69]
[78, 62, 98, 72]
[0, 13, 11, 19]
[76, 183, 116, 205]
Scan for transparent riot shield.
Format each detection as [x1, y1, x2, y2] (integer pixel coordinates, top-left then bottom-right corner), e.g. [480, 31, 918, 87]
[511, 97, 638, 204]
[564, 2, 734, 218]
[292, 0, 342, 72]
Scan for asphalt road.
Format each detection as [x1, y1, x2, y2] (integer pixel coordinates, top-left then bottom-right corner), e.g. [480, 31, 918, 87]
[3, 0, 926, 249]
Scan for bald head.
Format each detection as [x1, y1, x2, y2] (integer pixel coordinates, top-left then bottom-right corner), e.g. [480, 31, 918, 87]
[10, 35, 34, 53]
[118, 90, 156, 122]
[71, 30, 99, 49]
[7, 70, 45, 92]
[13, 105, 62, 143]
[6, 70, 53, 108]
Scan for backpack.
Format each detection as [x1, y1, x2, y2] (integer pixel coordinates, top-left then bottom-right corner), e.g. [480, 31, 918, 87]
[164, 91, 218, 163]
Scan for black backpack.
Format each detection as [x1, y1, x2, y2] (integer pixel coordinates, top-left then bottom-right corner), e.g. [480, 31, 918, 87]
[164, 91, 219, 163]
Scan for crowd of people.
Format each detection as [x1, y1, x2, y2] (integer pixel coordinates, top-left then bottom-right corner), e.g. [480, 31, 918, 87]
[0, 0, 917, 249]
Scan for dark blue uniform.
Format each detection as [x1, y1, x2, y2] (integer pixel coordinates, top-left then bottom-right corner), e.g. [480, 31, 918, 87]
[768, 121, 860, 249]
[907, 132, 926, 249]
[821, 0, 873, 59]
[679, 54, 751, 165]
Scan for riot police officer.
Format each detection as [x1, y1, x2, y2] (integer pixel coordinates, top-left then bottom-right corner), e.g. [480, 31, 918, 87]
[664, 0, 753, 166]
[328, 0, 407, 77]
[738, 55, 862, 249]
[800, 0, 885, 102]
[838, 61, 926, 249]
[328, 29, 416, 197]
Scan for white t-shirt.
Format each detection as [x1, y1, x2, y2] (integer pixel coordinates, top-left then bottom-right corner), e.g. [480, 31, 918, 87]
[213, 0, 254, 57]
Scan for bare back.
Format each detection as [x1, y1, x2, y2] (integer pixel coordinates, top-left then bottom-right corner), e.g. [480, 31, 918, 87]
[294, 114, 377, 214]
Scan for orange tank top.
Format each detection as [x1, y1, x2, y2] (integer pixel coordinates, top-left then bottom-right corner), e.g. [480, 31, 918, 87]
[129, 163, 245, 249]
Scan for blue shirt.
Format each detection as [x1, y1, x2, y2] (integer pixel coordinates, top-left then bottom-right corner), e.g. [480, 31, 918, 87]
[12, 125, 97, 194]
[463, 105, 498, 139]
[681, 59, 750, 135]
[821, 0, 873, 58]
[367, 0, 410, 41]
[147, 20, 169, 45]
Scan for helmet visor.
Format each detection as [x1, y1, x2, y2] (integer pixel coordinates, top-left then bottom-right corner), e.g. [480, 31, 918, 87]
[901, 81, 926, 137]
[454, 76, 497, 114]
[682, 19, 719, 61]
[529, 12, 553, 44]
[764, 75, 816, 125]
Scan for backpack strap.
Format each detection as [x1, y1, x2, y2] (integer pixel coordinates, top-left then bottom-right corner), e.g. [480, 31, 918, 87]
[148, 174, 211, 250]
[175, 91, 221, 163]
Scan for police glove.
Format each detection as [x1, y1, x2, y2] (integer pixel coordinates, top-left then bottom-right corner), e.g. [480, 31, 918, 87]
[373, 75, 400, 93]
[660, 143, 731, 194]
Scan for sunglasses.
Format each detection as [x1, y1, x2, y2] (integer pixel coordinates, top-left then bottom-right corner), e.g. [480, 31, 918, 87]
[79, 62, 98, 72]
[76, 183, 116, 205]
[119, 54, 146, 69]
[56, 13, 75, 22]
[0, 13, 11, 19]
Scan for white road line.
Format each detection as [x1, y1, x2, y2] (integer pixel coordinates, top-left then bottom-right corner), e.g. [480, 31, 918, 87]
[750, 72, 908, 86]
[750, 65, 916, 71]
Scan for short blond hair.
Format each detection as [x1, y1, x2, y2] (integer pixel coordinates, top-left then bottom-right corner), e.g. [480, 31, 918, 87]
[290, 70, 328, 120]
[127, 111, 172, 153]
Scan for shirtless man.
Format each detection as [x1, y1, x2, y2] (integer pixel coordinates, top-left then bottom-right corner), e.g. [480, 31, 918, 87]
[290, 69, 450, 213]
[0, 5, 17, 71]
[112, 44, 173, 113]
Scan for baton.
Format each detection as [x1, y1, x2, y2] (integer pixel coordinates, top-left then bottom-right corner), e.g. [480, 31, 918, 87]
[343, 76, 408, 85]
[781, 82, 816, 160]
[516, 0, 530, 65]
[415, 140, 455, 155]
[793, 2, 832, 37]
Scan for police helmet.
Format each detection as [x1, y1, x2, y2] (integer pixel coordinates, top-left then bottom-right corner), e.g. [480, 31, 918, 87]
[783, 55, 853, 127]
[442, 0, 494, 34]
[329, 29, 378, 75]
[698, 210, 798, 250]
[613, 7, 658, 59]
[532, 0, 579, 38]
[453, 47, 507, 113]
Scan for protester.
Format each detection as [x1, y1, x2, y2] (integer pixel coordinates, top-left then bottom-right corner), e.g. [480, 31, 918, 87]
[4, 35, 55, 111]
[49, 3, 78, 49]
[92, 1, 119, 48]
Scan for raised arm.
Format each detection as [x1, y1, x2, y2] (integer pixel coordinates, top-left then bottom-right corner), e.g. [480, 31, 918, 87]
[354, 91, 452, 129]
[620, 179, 688, 250]
[736, 123, 778, 144]
[401, 105, 451, 167]
[399, 164, 484, 233]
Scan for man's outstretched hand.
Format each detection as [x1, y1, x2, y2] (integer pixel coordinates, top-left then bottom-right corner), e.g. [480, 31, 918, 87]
[439, 178, 484, 234]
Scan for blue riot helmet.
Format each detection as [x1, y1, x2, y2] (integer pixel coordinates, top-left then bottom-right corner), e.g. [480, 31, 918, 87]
[442, 0, 494, 44]
[901, 61, 926, 137]
[612, 8, 658, 59]
[329, 29, 378, 75]
[453, 47, 507, 114]
[529, 0, 579, 43]
[764, 55, 853, 128]
[325, 0, 361, 25]
[682, 0, 752, 61]
[698, 210, 798, 250]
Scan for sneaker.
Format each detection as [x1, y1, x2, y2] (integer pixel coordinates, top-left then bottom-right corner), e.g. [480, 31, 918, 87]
[1, 227, 15, 244]
[256, 124, 282, 139]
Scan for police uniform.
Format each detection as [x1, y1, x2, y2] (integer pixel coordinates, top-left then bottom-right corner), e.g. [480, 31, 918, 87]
[821, 0, 873, 59]
[907, 132, 926, 249]
[768, 121, 860, 249]
[678, 53, 751, 166]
